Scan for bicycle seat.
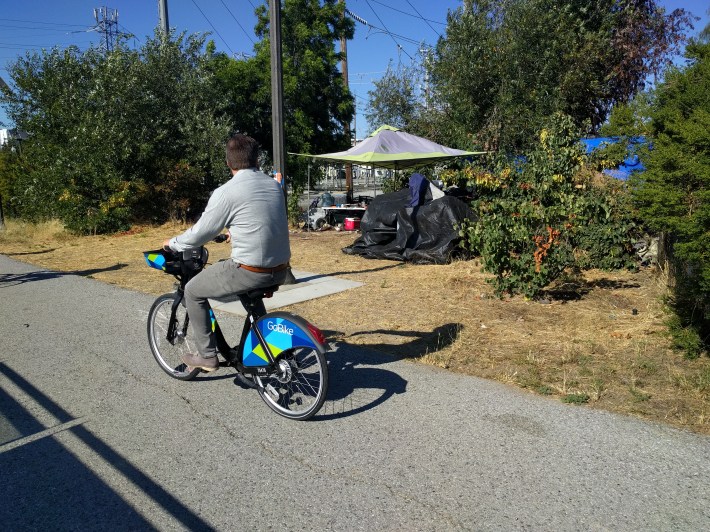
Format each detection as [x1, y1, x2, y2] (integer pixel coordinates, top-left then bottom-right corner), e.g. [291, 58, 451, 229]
[244, 285, 280, 300]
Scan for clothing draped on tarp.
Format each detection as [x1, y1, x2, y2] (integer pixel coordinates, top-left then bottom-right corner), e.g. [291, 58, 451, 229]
[342, 177, 476, 264]
[407, 173, 429, 207]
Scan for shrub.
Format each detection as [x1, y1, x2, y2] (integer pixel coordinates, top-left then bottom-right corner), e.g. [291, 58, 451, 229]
[459, 113, 636, 299]
[287, 183, 304, 227]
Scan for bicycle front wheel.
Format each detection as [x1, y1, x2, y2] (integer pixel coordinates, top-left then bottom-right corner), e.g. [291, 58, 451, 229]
[147, 293, 200, 380]
[256, 347, 328, 420]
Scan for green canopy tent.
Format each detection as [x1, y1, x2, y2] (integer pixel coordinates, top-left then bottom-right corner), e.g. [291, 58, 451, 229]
[293, 125, 485, 233]
[299, 125, 485, 171]
[294, 126, 484, 262]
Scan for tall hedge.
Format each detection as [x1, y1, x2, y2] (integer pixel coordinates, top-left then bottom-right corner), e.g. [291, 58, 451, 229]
[631, 40, 710, 355]
[1, 33, 230, 234]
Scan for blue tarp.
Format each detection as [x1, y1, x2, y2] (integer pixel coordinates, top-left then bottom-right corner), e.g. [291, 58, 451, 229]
[581, 137, 647, 181]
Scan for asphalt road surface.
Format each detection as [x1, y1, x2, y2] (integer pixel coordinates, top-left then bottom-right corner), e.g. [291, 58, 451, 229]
[1, 254, 709, 531]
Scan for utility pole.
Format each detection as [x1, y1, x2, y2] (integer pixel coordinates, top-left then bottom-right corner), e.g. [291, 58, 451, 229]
[269, 0, 286, 199]
[158, 0, 169, 36]
[93, 6, 120, 53]
[340, 2, 353, 203]
[269, 0, 295, 284]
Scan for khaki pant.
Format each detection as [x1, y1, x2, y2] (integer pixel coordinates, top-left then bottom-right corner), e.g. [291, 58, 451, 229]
[184, 259, 287, 358]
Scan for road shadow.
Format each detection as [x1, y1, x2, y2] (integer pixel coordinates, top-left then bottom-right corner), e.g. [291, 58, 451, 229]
[5, 249, 57, 256]
[0, 362, 215, 531]
[315, 344, 408, 420]
[312, 323, 463, 420]
[0, 263, 128, 288]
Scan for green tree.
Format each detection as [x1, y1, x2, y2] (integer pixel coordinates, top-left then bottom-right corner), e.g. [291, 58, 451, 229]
[585, 92, 655, 170]
[631, 39, 710, 355]
[430, 0, 693, 153]
[1, 33, 230, 233]
[365, 62, 419, 132]
[0, 142, 26, 221]
[212, 0, 355, 191]
[362, 48, 456, 145]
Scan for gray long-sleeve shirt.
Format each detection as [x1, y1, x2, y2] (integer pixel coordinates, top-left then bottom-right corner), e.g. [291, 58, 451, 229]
[169, 168, 291, 267]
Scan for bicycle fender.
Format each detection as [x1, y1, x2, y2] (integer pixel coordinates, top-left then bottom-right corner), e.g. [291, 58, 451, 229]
[242, 311, 327, 367]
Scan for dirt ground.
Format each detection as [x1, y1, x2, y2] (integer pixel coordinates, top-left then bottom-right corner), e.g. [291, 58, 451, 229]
[2, 221, 709, 434]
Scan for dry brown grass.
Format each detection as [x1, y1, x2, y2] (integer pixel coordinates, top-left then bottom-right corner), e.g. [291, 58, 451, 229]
[2, 220, 709, 434]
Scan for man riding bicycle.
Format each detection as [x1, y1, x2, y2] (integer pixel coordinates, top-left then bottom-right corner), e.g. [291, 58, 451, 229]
[163, 134, 291, 372]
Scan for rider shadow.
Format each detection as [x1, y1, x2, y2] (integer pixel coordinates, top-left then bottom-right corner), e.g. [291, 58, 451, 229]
[314, 323, 463, 421]
[192, 322, 463, 418]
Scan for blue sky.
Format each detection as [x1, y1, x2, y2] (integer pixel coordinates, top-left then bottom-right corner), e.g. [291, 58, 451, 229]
[1, 0, 708, 135]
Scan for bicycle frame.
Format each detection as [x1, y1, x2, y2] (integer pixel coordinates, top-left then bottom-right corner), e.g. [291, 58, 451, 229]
[167, 282, 327, 385]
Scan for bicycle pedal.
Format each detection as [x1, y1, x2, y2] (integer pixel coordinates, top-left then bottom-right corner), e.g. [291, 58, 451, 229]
[265, 384, 280, 401]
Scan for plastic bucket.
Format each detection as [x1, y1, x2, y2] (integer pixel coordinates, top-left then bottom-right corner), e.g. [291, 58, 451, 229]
[344, 217, 361, 231]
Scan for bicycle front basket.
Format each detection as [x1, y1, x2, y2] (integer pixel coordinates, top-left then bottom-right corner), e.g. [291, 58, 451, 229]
[143, 249, 181, 274]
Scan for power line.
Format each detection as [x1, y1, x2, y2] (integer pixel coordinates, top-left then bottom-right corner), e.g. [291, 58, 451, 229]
[0, 30, 95, 40]
[119, 24, 140, 43]
[0, 42, 89, 48]
[352, 0, 414, 61]
[189, 0, 235, 55]
[218, 0, 255, 45]
[368, 0, 446, 27]
[351, 70, 388, 75]
[0, 23, 93, 32]
[405, 0, 441, 37]
[0, 18, 87, 28]
[346, 9, 420, 47]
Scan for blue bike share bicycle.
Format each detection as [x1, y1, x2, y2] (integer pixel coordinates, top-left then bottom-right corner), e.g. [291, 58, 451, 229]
[143, 241, 329, 420]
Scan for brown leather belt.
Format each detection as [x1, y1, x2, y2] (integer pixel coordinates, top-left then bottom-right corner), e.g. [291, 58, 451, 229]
[237, 262, 289, 274]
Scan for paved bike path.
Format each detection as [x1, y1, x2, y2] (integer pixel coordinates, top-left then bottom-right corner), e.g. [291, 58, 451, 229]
[1, 254, 709, 530]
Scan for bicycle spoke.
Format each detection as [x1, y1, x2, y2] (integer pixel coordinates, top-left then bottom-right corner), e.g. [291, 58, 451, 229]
[148, 294, 199, 380]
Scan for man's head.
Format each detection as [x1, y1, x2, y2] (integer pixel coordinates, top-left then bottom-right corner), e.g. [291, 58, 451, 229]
[226, 134, 259, 171]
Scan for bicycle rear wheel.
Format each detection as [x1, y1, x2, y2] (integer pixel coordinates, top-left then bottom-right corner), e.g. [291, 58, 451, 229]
[147, 293, 200, 380]
[256, 347, 328, 420]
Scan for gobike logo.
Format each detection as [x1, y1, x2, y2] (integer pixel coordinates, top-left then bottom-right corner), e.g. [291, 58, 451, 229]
[267, 321, 294, 335]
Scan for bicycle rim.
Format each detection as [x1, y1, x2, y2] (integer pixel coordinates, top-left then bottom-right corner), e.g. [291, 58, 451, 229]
[148, 294, 200, 380]
[256, 347, 328, 420]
